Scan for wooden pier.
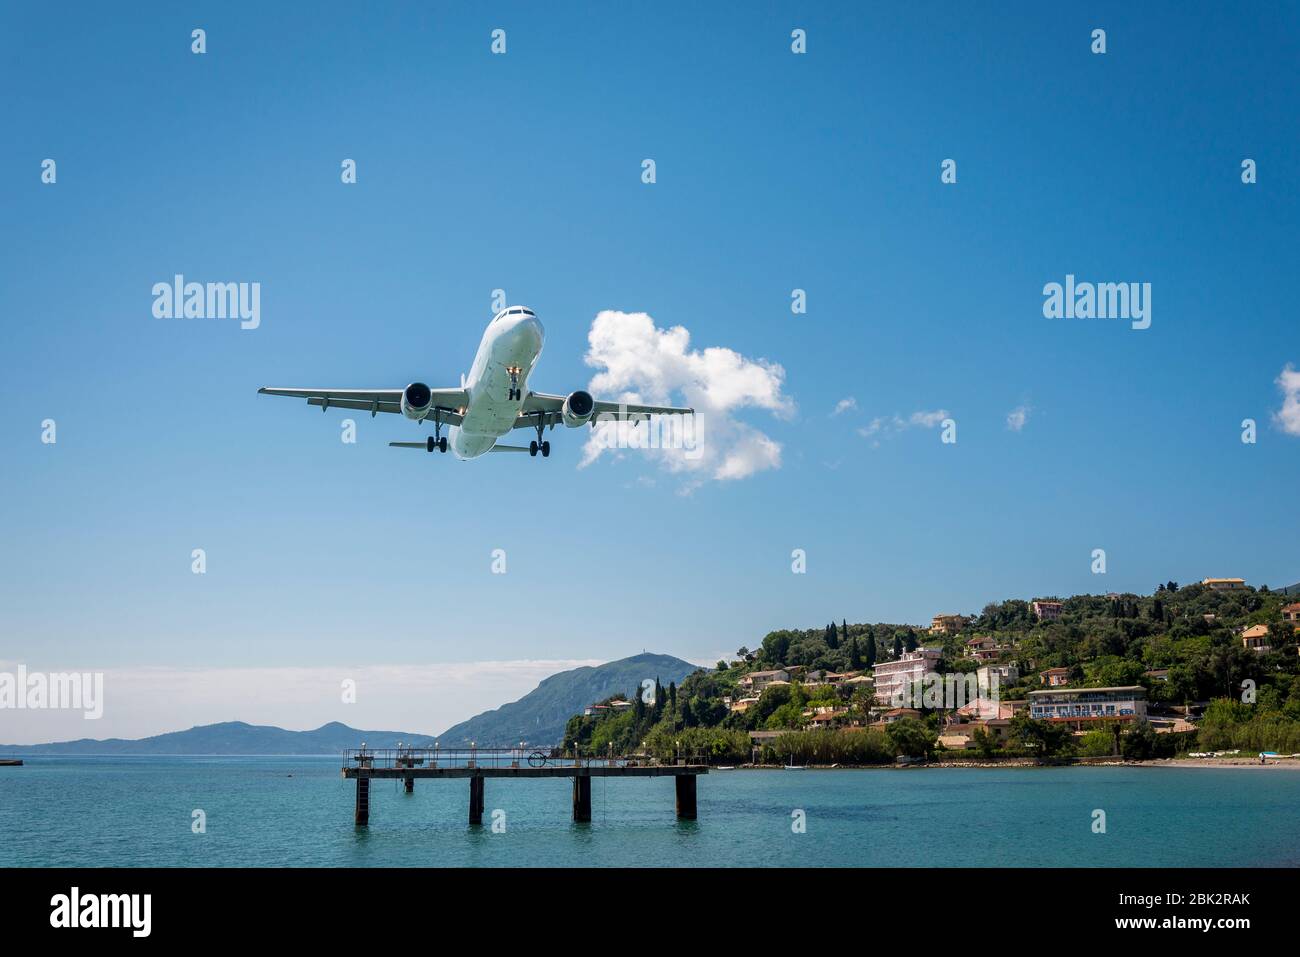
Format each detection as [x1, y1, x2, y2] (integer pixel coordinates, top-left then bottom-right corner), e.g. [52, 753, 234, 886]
[342, 747, 707, 826]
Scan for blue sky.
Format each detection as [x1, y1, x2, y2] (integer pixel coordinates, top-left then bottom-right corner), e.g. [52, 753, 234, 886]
[2, 3, 1298, 736]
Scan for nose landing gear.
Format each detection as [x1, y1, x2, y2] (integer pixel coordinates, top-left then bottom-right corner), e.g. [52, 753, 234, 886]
[507, 366, 522, 402]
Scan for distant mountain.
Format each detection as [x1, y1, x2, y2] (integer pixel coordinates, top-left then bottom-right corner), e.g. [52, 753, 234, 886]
[0, 721, 433, 756]
[434, 652, 701, 747]
[1277, 582, 1300, 596]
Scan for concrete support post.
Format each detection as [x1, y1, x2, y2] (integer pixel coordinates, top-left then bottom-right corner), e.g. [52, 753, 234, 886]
[675, 774, 697, 820]
[469, 774, 485, 826]
[572, 774, 592, 822]
[404, 775, 414, 793]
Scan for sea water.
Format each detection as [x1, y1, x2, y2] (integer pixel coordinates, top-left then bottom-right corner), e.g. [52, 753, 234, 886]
[2, 757, 1297, 867]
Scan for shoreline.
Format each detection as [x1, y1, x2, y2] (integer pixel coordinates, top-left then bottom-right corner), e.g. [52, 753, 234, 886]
[730, 756, 1300, 770]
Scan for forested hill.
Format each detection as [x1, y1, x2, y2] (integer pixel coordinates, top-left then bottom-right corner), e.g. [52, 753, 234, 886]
[565, 582, 1300, 761]
[435, 653, 698, 746]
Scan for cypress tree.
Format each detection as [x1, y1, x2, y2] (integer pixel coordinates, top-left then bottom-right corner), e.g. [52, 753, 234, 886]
[848, 635, 863, 670]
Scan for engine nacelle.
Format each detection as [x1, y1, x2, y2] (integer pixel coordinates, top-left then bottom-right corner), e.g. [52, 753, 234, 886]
[562, 390, 595, 428]
[401, 382, 433, 420]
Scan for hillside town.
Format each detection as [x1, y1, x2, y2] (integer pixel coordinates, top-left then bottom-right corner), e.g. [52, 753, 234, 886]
[565, 578, 1300, 765]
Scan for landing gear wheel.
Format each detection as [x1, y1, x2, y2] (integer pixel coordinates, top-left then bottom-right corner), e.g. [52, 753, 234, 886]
[541, 441, 550, 458]
[438, 436, 448, 453]
[426, 436, 437, 453]
[529, 441, 539, 457]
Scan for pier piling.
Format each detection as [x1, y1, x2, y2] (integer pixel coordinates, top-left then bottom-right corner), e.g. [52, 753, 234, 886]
[572, 774, 592, 822]
[354, 774, 370, 826]
[675, 774, 697, 819]
[468, 775, 485, 826]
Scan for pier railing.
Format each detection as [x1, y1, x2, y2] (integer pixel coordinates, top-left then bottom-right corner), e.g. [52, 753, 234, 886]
[343, 746, 705, 770]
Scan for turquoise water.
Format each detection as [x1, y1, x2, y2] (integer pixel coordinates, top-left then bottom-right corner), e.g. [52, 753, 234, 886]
[2, 757, 1298, 867]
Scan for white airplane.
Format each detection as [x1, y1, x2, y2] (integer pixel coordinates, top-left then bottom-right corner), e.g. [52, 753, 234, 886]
[258, 305, 694, 459]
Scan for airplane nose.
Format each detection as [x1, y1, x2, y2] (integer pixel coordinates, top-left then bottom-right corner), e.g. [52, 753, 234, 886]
[518, 314, 544, 348]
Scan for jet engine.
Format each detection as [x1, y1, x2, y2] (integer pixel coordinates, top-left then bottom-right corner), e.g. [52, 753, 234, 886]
[401, 382, 433, 420]
[562, 390, 595, 427]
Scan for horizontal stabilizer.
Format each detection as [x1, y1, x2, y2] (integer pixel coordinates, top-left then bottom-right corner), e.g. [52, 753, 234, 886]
[388, 442, 426, 449]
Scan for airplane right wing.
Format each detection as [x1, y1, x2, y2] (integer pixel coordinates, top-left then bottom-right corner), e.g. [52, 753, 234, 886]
[521, 392, 694, 424]
[258, 387, 466, 424]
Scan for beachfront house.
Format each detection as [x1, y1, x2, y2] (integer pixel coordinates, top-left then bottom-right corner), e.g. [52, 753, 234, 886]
[1028, 686, 1147, 731]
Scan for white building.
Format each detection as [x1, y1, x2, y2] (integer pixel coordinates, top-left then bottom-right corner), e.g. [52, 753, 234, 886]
[872, 648, 942, 705]
[977, 663, 1019, 689]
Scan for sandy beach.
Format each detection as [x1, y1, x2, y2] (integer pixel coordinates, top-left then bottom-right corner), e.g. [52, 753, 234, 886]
[1152, 756, 1300, 769]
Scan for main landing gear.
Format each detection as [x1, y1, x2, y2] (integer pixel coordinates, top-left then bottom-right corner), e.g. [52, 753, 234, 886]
[426, 410, 448, 453]
[529, 415, 550, 457]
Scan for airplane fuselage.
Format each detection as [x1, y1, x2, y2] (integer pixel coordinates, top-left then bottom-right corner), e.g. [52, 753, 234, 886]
[451, 308, 545, 458]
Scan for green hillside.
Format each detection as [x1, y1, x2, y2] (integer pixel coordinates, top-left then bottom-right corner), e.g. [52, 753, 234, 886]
[568, 583, 1300, 763]
[434, 652, 698, 746]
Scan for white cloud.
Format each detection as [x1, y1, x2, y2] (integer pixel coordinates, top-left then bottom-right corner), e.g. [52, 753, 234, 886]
[856, 409, 950, 443]
[1274, 364, 1300, 436]
[580, 310, 792, 486]
[906, 410, 949, 429]
[831, 397, 857, 416]
[1006, 404, 1031, 432]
